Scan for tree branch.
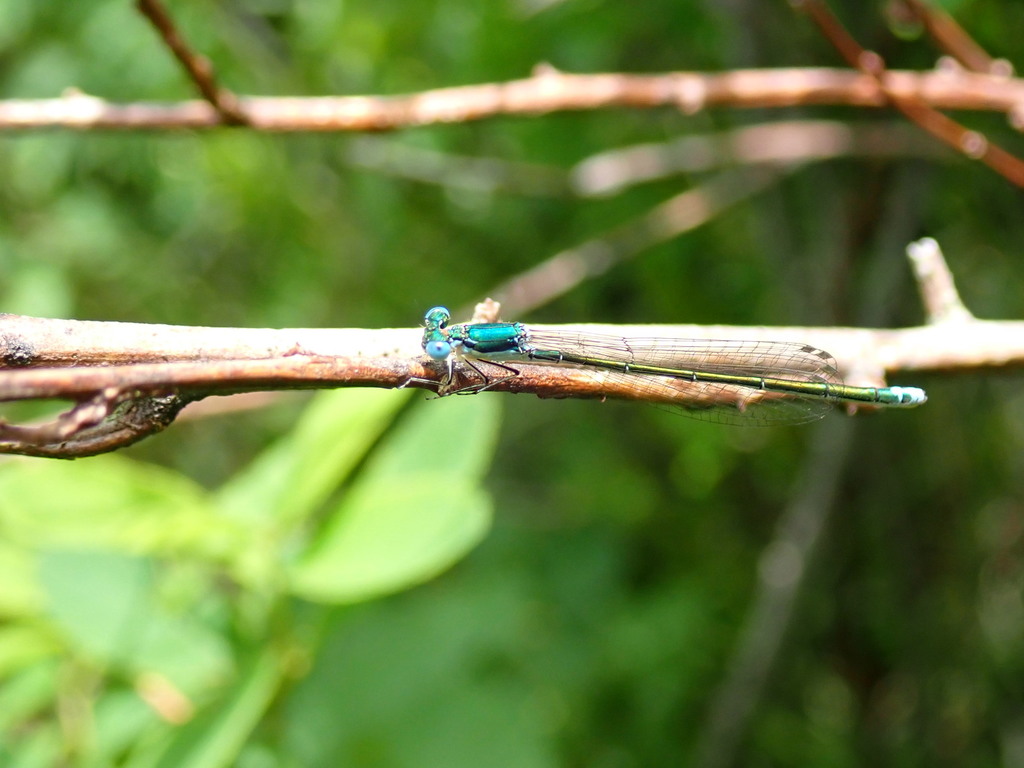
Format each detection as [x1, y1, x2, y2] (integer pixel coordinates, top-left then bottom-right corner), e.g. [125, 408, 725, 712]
[135, 0, 248, 124]
[2, 67, 1023, 132]
[0, 313, 1019, 456]
[0, 393, 191, 459]
[899, 0, 1013, 76]
[794, 0, 1024, 186]
[570, 120, 942, 197]
[0, 236, 1007, 458]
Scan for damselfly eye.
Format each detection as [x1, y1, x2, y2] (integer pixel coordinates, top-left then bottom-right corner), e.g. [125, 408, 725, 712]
[425, 340, 452, 360]
[423, 306, 451, 329]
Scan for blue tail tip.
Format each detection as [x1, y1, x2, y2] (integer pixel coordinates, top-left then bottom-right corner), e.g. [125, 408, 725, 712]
[889, 386, 927, 406]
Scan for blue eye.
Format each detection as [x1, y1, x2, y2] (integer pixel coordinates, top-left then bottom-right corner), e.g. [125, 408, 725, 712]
[424, 306, 451, 328]
[425, 340, 452, 360]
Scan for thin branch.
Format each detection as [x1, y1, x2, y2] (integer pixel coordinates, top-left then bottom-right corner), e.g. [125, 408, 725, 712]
[793, 0, 866, 68]
[0, 355, 425, 458]
[0, 308, 1020, 388]
[794, 0, 1024, 187]
[0, 355, 421, 401]
[0, 304, 1021, 457]
[0, 391, 117, 445]
[906, 237, 975, 324]
[0, 239, 1012, 458]
[135, 0, 247, 124]
[900, 0, 1012, 76]
[0, 316, 416, 366]
[2, 68, 1024, 131]
[570, 119, 942, 197]
[0, 394, 190, 459]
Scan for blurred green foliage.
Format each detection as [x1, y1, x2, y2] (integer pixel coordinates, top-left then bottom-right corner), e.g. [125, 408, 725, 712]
[1, 0, 1024, 766]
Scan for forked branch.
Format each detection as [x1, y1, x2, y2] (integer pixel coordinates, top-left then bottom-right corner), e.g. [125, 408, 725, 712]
[0, 241, 1019, 458]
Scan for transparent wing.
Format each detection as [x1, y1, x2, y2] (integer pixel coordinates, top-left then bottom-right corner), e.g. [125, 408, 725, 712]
[517, 330, 843, 426]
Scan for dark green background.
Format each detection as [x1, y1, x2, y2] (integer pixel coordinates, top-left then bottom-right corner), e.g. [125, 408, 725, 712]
[1, 1, 1022, 766]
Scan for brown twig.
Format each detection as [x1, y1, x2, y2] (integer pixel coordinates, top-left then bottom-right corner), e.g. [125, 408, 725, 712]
[0, 238, 1007, 458]
[0, 316, 416, 366]
[0, 391, 117, 445]
[135, 0, 247, 125]
[793, 0, 1024, 187]
[0, 393, 190, 459]
[0, 355, 421, 401]
[0, 262, 1021, 460]
[906, 237, 975, 324]
[900, 0, 1012, 76]
[2, 68, 1024, 132]
[792, 0, 865, 68]
[0, 354, 424, 458]
[570, 119, 941, 196]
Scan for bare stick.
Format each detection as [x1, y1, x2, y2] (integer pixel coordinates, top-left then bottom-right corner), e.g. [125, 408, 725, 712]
[0, 236, 1015, 459]
[900, 0, 1012, 76]
[0, 354, 427, 458]
[0, 309, 1018, 458]
[906, 237, 975, 324]
[0, 393, 189, 459]
[571, 120, 941, 196]
[2, 68, 1024, 132]
[793, 0, 1024, 187]
[135, 0, 247, 124]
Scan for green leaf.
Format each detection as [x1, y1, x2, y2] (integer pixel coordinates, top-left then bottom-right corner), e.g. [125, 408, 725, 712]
[0, 624, 60, 679]
[144, 648, 284, 768]
[38, 550, 232, 692]
[0, 660, 58, 735]
[216, 388, 409, 528]
[0, 456, 240, 561]
[284, 573, 557, 768]
[93, 691, 160, 765]
[0, 540, 42, 617]
[289, 394, 500, 603]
